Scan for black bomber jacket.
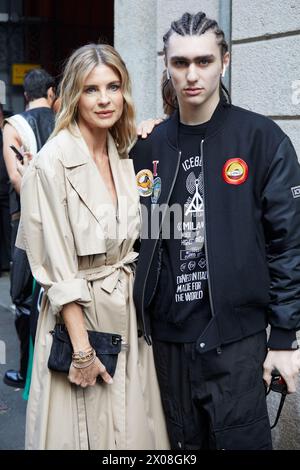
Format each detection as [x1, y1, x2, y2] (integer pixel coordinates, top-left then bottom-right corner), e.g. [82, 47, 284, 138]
[130, 98, 300, 353]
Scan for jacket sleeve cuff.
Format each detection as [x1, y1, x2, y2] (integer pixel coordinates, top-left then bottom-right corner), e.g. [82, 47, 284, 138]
[268, 327, 298, 350]
[47, 279, 91, 315]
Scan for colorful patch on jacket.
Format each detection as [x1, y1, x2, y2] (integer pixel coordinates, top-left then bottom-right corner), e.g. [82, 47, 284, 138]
[152, 160, 159, 177]
[223, 158, 248, 185]
[136, 169, 153, 197]
[151, 177, 161, 204]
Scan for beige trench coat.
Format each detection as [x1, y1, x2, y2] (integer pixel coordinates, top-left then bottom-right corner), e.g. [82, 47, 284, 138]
[17, 126, 169, 450]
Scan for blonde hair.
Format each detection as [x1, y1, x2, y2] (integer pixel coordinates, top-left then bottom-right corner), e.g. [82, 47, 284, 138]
[52, 44, 136, 155]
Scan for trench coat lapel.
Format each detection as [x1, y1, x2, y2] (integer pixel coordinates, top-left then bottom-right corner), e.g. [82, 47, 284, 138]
[59, 127, 134, 256]
[106, 133, 135, 247]
[59, 127, 114, 237]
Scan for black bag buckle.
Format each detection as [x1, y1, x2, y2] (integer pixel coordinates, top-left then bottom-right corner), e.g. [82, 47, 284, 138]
[112, 335, 122, 346]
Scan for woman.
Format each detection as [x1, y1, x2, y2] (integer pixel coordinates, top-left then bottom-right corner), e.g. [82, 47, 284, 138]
[16, 44, 169, 450]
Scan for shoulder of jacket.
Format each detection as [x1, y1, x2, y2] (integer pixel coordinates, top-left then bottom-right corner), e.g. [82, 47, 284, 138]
[34, 133, 64, 172]
[22, 106, 52, 115]
[131, 118, 171, 159]
[229, 105, 286, 136]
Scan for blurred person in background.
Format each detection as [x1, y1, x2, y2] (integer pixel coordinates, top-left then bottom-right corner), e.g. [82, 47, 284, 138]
[2, 69, 56, 388]
[0, 103, 11, 275]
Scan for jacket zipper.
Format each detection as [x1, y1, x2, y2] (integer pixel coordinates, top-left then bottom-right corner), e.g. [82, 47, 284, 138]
[141, 151, 182, 344]
[201, 139, 215, 319]
[146, 233, 163, 309]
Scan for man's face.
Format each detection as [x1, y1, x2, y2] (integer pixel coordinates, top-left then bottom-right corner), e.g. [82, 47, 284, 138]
[166, 32, 229, 110]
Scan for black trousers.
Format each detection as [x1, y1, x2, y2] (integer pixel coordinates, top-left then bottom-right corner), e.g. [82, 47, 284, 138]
[15, 313, 30, 378]
[153, 331, 272, 450]
[0, 196, 11, 272]
[10, 218, 32, 377]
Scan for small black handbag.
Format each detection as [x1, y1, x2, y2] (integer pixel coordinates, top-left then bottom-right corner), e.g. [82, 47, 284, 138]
[48, 324, 122, 381]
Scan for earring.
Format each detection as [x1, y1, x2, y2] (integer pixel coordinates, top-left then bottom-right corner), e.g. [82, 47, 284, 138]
[221, 66, 226, 78]
[166, 69, 170, 80]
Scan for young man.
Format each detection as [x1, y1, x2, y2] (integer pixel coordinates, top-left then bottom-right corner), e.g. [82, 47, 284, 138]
[3, 68, 55, 388]
[131, 12, 300, 450]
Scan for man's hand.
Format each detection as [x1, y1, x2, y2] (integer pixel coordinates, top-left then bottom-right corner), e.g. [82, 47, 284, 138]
[263, 349, 300, 393]
[137, 118, 164, 139]
[3, 123, 23, 194]
[16, 151, 33, 177]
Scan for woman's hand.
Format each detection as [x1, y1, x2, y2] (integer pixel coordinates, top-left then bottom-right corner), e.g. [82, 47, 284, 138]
[16, 151, 33, 177]
[136, 118, 164, 138]
[68, 355, 113, 388]
[62, 302, 113, 388]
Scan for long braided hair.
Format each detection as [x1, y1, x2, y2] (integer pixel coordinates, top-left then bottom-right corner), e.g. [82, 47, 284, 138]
[162, 12, 230, 115]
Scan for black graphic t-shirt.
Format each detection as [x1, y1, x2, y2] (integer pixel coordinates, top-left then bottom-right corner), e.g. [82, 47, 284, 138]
[151, 121, 212, 342]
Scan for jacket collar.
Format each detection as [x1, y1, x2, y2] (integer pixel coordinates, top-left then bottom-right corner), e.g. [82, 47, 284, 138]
[57, 125, 132, 249]
[166, 96, 231, 149]
[57, 125, 120, 222]
[58, 123, 90, 167]
[58, 123, 123, 168]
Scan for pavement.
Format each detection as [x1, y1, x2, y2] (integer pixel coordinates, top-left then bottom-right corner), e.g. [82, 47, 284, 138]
[0, 270, 299, 450]
[0, 272, 26, 450]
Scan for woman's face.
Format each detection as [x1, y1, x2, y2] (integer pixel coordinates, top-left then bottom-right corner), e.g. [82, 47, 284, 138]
[77, 64, 124, 131]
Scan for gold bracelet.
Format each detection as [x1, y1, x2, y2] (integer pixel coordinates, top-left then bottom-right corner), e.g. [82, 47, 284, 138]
[72, 349, 95, 364]
[72, 351, 95, 362]
[72, 349, 96, 365]
[72, 355, 96, 369]
[72, 347, 94, 360]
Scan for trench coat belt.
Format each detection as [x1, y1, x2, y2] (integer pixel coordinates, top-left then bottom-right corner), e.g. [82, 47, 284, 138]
[78, 251, 139, 294]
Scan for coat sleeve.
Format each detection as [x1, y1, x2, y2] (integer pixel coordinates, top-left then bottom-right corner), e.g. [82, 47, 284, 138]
[262, 136, 300, 349]
[17, 152, 91, 316]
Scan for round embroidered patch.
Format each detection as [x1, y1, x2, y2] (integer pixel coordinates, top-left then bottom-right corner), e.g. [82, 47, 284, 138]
[223, 158, 248, 185]
[136, 169, 153, 197]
